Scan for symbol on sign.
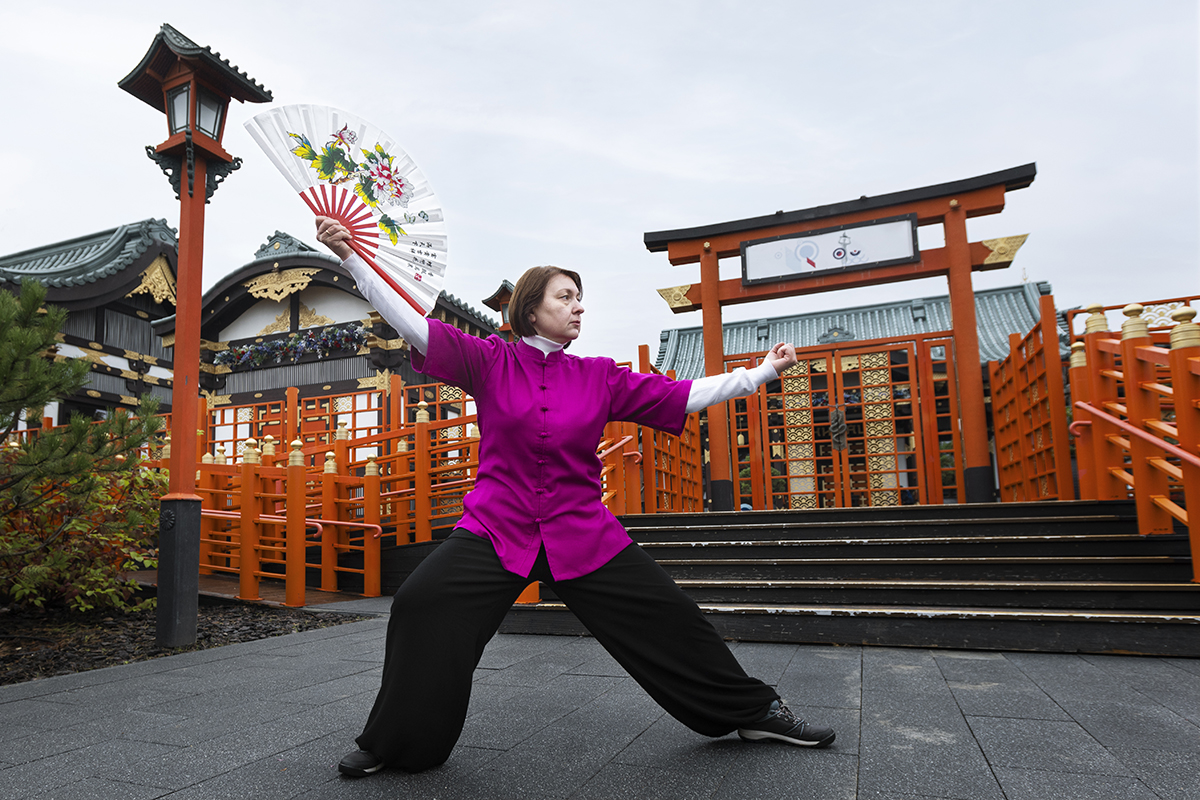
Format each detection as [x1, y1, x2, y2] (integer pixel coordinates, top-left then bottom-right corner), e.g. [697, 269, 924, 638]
[796, 241, 819, 268]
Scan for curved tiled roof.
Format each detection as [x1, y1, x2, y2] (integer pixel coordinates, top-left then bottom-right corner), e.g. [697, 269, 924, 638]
[655, 282, 1058, 380]
[0, 219, 177, 289]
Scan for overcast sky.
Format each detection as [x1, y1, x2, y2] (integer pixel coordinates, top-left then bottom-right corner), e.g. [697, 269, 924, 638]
[1, 1, 1196, 362]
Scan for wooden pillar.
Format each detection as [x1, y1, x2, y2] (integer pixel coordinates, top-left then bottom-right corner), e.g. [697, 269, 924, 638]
[944, 205, 993, 502]
[320, 451, 339, 591]
[699, 244, 734, 510]
[236, 439, 262, 601]
[1120, 305, 1173, 535]
[1167, 308, 1200, 581]
[285, 386, 299, 450]
[284, 439, 307, 607]
[1067, 343, 1098, 500]
[157, 155, 207, 648]
[1039, 294, 1075, 500]
[362, 456, 382, 598]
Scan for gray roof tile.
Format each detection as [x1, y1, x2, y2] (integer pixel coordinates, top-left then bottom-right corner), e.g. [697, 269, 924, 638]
[656, 282, 1056, 380]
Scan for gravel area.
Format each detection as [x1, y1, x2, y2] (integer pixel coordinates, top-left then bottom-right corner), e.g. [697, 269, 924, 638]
[0, 597, 370, 686]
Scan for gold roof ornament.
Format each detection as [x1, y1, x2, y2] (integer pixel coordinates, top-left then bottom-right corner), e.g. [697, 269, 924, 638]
[126, 254, 178, 305]
[657, 285, 694, 311]
[242, 267, 321, 301]
[981, 234, 1029, 265]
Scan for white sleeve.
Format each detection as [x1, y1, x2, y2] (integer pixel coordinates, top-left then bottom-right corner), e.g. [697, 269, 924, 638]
[685, 360, 779, 413]
[342, 253, 430, 355]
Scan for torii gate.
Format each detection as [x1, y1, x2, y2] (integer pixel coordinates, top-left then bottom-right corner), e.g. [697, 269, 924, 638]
[644, 163, 1035, 510]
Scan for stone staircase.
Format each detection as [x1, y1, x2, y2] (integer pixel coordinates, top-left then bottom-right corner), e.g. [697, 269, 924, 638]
[499, 500, 1200, 656]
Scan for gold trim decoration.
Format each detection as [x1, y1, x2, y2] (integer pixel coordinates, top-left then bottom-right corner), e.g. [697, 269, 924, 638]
[358, 369, 393, 392]
[123, 350, 159, 366]
[161, 334, 175, 349]
[119, 395, 138, 406]
[126, 254, 177, 305]
[86, 390, 101, 398]
[203, 390, 232, 408]
[200, 340, 229, 352]
[656, 285, 694, 311]
[298, 302, 334, 329]
[243, 268, 321, 302]
[981, 234, 1029, 265]
[258, 309, 292, 336]
[200, 363, 232, 374]
[370, 336, 408, 351]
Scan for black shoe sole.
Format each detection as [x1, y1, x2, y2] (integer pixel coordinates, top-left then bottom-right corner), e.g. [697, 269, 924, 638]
[738, 730, 836, 748]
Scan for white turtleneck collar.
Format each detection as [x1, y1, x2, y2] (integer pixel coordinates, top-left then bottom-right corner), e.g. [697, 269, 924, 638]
[522, 334, 567, 356]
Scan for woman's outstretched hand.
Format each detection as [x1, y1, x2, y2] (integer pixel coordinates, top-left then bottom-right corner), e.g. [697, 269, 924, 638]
[315, 216, 355, 261]
[765, 342, 798, 375]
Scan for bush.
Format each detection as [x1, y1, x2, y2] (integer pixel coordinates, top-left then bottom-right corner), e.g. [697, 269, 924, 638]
[0, 460, 167, 613]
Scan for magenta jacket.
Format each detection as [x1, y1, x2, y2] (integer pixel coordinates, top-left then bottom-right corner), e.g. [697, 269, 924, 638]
[412, 319, 693, 580]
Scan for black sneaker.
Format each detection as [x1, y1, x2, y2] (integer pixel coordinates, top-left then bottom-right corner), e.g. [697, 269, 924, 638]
[738, 701, 835, 748]
[339, 749, 385, 777]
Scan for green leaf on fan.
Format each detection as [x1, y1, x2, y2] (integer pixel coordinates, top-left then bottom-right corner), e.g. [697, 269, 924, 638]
[378, 214, 405, 245]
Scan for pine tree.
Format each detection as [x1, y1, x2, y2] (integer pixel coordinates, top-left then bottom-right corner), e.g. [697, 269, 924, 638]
[0, 279, 164, 611]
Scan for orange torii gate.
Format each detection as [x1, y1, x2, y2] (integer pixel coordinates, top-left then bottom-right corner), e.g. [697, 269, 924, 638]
[644, 164, 1036, 508]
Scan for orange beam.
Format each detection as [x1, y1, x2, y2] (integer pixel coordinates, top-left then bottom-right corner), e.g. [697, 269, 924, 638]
[667, 241, 1002, 313]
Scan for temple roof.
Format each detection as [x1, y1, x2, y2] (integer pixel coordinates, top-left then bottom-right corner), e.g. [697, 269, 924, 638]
[655, 281, 1061, 380]
[0, 219, 178, 309]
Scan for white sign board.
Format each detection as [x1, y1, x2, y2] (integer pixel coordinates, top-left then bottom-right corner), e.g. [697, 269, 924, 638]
[741, 215, 919, 285]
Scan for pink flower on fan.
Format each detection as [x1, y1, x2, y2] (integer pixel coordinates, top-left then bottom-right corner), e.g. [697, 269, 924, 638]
[367, 160, 410, 207]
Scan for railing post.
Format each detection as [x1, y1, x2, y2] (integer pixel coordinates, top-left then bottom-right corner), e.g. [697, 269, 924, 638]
[1082, 305, 1127, 500]
[237, 439, 262, 601]
[1168, 307, 1200, 580]
[285, 387, 300, 450]
[198, 447, 214, 574]
[1068, 343, 1097, 500]
[413, 402, 433, 543]
[1120, 305, 1173, 535]
[1040, 294, 1075, 500]
[321, 451, 339, 591]
[284, 439, 307, 607]
[363, 455, 382, 597]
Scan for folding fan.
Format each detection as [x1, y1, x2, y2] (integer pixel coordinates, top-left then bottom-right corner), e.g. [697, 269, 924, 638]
[244, 104, 447, 315]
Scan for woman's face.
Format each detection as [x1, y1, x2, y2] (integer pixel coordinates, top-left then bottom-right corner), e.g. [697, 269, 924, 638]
[529, 274, 584, 343]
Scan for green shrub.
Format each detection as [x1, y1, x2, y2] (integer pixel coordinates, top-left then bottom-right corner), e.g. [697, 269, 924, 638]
[1, 460, 166, 612]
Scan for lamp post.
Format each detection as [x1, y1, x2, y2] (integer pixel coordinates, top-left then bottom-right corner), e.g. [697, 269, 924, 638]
[119, 24, 271, 647]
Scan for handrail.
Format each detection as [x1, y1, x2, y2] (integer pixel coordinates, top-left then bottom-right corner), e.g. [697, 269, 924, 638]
[1074, 401, 1200, 469]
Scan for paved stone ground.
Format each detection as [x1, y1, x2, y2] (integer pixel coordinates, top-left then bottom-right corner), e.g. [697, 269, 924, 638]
[2, 597, 1198, 800]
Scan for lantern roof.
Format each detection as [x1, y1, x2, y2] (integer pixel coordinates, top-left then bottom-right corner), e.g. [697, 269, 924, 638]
[118, 23, 272, 111]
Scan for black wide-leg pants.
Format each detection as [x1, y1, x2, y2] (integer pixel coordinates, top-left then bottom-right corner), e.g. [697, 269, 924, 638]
[356, 530, 779, 773]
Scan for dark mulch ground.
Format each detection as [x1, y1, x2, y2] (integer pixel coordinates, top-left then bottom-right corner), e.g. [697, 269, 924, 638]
[0, 596, 371, 686]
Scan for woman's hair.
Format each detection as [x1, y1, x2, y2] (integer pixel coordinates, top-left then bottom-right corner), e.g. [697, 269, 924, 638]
[508, 266, 583, 339]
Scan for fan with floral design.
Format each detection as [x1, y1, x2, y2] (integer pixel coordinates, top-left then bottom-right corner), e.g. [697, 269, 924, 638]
[244, 104, 447, 315]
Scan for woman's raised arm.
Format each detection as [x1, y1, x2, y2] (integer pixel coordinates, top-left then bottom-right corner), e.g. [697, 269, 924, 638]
[316, 217, 431, 355]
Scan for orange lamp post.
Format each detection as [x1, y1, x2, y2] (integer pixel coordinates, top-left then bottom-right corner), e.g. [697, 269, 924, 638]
[120, 24, 271, 646]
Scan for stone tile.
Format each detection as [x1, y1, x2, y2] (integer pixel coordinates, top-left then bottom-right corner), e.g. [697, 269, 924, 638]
[1163, 657, 1200, 678]
[778, 645, 862, 710]
[966, 715, 1132, 776]
[993, 766, 1159, 800]
[724, 642, 798, 687]
[477, 634, 568, 670]
[1081, 654, 1200, 726]
[1061, 697, 1200, 754]
[569, 762, 649, 799]
[1115, 747, 1200, 800]
[712, 747, 859, 800]
[933, 655, 1070, 721]
[1003, 652, 1133, 703]
[13, 776, 171, 800]
[859, 706, 1003, 800]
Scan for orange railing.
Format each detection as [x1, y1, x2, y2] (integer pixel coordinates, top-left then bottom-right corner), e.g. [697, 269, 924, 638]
[1068, 303, 1199, 581]
[989, 294, 1074, 502]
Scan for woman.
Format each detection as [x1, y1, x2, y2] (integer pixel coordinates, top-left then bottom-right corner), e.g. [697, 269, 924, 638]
[315, 217, 835, 777]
